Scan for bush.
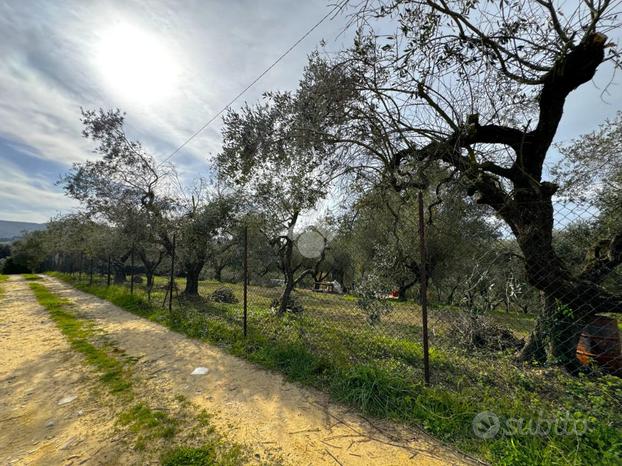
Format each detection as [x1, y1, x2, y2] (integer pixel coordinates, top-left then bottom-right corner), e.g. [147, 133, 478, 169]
[210, 287, 238, 304]
[1, 256, 30, 274]
[355, 275, 392, 325]
[270, 293, 304, 314]
[446, 311, 523, 351]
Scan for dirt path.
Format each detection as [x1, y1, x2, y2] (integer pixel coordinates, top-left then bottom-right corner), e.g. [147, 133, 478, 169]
[42, 275, 478, 466]
[0, 276, 138, 465]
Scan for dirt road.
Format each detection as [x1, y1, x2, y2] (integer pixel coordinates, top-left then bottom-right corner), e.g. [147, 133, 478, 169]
[0, 275, 138, 465]
[1, 275, 475, 465]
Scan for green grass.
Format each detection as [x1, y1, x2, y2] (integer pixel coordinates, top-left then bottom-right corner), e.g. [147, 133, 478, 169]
[29, 282, 132, 394]
[22, 273, 42, 281]
[161, 443, 245, 466]
[0, 274, 7, 298]
[119, 403, 177, 450]
[48, 272, 622, 465]
[31, 279, 247, 465]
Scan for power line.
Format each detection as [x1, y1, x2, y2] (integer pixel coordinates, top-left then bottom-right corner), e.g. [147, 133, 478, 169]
[161, 0, 347, 164]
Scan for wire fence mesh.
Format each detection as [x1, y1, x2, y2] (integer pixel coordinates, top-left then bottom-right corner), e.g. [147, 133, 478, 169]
[46, 193, 622, 461]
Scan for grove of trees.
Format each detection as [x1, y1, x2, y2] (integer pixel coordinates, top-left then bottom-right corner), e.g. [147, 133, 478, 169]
[5, 0, 621, 375]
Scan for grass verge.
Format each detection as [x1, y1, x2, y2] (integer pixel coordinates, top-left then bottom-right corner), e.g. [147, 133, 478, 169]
[30, 280, 247, 465]
[48, 272, 622, 466]
[29, 282, 132, 394]
[0, 274, 7, 297]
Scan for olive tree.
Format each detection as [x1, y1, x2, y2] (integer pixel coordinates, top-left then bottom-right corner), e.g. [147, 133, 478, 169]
[218, 72, 345, 314]
[175, 189, 239, 296]
[304, 0, 621, 370]
[62, 108, 176, 281]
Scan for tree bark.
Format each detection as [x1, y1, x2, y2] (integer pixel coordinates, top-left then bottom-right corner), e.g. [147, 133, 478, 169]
[278, 273, 295, 316]
[145, 272, 154, 291]
[138, 249, 163, 295]
[113, 264, 126, 284]
[278, 238, 296, 316]
[446, 283, 459, 306]
[547, 301, 585, 373]
[214, 263, 225, 282]
[518, 292, 586, 372]
[183, 262, 203, 296]
[112, 250, 131, 284]
[518, 292, 552, 365]
[398, 281, 416, 301]
[494, 190, 615, 371]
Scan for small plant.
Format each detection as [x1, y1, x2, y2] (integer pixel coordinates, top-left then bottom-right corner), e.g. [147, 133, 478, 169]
[161, 443, 245, 466]
[355, 274, 392, 325]
[119, 403, 177, 449]
[446, 310, 523, 351]
[270, 293, 304, 314]
[210, 287, 238, 304]
[0, 274, 7, 298]
[161, 445, 217, 466]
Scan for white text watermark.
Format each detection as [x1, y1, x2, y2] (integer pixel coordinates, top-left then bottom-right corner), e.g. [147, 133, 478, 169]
[472, 411, 589, 439]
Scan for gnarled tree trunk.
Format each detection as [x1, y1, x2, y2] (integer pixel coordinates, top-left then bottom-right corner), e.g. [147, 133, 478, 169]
[183, 261, 204, 296]
[497, 190, 619, 371]
[277, 238, 296, 316]
[112, 250, 131, 284]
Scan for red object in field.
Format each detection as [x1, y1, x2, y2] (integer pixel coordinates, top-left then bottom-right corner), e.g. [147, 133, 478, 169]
[389, 290, 399, 299]
[576, 316, 622, 376]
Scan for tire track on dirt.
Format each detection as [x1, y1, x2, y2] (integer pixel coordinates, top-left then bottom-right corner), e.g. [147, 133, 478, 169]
[42, 275, 478, 466]
[0, 276, 137, 465]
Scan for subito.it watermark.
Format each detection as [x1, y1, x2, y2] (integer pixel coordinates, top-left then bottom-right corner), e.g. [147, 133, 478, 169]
[472, 411, 589, 439]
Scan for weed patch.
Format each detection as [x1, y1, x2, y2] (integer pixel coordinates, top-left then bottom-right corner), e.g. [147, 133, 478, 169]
[0, 274, 7, 297]
[29, 282, 132, 394]
[49, 273, 622, 465]
[119, 403, 177, 450]
[161, 443, 245, 466]
[32, 279, 247, 464]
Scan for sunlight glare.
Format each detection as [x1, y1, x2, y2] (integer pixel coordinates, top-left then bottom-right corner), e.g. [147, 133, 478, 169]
[96, 23, 179, 104]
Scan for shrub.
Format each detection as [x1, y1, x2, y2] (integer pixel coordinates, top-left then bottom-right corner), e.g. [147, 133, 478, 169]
[355, 274, 392, 325]
[1, 256, 30, 274]
[210, 287, 238, 304]
[270, 293, 304, 314]
[446, 311, 523, 351]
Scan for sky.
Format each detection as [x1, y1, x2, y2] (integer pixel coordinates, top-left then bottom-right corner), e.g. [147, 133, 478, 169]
[0, 0, 352, 222]
[0, 0, 620, 223]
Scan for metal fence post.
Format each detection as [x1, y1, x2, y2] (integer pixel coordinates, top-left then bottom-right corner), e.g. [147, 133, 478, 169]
[243, 224, 248, 338]
[130, 243, 135, 295]
[418, 191, 431, 385]
[107, 255, 111, 287]
[89, 257, 94, 286]
[79, 252, 83, 281]
[169, 232, 176, 312]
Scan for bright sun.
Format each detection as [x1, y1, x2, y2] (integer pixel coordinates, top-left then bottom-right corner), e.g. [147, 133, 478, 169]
[96, 23, 179, 104]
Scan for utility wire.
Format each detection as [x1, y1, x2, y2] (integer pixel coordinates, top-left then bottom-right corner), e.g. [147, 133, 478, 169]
[161, 0, 347, 164]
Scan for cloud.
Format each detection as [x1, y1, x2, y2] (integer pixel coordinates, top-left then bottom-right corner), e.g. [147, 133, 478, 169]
[0, 0, 350, 221]
[0, 155, 79, 223]
[0, 0, 619, 224]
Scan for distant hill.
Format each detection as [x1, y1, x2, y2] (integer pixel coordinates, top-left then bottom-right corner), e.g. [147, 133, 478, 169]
[0, 220, 46, 242]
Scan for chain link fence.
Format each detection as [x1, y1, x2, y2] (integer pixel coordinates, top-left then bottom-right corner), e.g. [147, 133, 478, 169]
[49, 194, 622, 463]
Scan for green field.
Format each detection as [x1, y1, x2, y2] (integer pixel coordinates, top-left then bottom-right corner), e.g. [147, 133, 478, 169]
[49, 272, 622, 465]
[0, 274, 7, 298]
